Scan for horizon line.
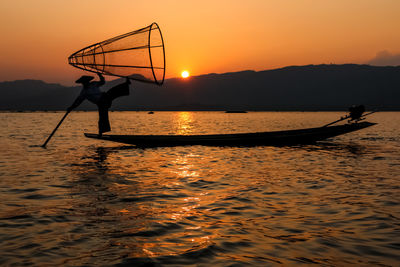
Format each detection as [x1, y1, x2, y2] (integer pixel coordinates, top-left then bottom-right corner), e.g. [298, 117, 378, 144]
[1, 63, 399, 86]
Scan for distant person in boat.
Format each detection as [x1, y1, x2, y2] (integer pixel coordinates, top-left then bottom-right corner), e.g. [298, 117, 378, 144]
[349, 105, 365, 121]
[68, 73, 130, 136]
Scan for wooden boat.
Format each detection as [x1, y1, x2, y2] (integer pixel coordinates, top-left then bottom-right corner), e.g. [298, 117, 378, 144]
[84, 121, 376, 147]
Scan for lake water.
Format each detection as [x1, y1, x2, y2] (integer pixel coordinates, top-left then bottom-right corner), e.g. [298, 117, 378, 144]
[0, 111, 399, 266]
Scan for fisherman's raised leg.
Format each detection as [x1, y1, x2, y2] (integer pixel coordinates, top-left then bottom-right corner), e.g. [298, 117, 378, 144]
[105, 79, 130, 101]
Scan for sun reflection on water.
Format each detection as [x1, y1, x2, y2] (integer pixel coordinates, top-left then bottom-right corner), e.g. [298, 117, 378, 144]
[171, 152, 200, 179]
[174, 112, 194, 135]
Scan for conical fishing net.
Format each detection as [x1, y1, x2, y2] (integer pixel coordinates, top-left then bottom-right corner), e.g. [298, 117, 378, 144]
[68, 23, 165, 85]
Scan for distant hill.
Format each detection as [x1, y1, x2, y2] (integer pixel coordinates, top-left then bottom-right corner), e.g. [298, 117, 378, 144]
[1, 64, 399, 111]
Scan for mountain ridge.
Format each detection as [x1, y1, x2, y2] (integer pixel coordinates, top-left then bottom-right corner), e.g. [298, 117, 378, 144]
[1, 64, 399, 111]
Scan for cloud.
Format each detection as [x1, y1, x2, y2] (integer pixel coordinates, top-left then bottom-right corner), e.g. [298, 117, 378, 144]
[367, 50, 400, 66]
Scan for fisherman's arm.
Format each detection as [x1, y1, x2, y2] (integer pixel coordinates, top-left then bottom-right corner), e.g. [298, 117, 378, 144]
[97, 73, 105, 86]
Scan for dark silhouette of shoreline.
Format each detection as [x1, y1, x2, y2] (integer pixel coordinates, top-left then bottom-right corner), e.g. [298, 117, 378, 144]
[1, 64, 399, 111]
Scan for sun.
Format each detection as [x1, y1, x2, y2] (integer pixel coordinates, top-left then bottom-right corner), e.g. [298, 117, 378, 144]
[181, 70, 190, 78]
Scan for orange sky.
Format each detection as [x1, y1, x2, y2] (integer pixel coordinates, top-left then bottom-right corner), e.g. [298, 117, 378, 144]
[0, 0, 399, 85]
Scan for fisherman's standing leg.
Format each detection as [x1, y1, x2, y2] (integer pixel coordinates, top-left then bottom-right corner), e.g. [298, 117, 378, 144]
[96, 79, 130, 135]
[97, 104, 111, 135]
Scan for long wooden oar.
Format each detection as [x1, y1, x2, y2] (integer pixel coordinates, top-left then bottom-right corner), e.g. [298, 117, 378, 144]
[41, 110, 71, 147]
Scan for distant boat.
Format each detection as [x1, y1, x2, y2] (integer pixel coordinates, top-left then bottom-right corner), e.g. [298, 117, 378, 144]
[225, 111, 247, 113]
[85, 121, 376, 147]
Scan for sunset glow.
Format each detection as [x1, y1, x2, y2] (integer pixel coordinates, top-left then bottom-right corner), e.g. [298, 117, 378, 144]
[181, 70, 190, 78]
[0, 0, 399, 85]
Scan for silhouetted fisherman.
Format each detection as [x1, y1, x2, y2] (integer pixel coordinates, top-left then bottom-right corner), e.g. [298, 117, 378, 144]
[68, 73, 130, 136]
[349, 105, 365, 120]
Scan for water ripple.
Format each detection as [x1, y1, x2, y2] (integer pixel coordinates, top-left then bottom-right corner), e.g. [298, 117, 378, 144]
[0, 111, 399, 266]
